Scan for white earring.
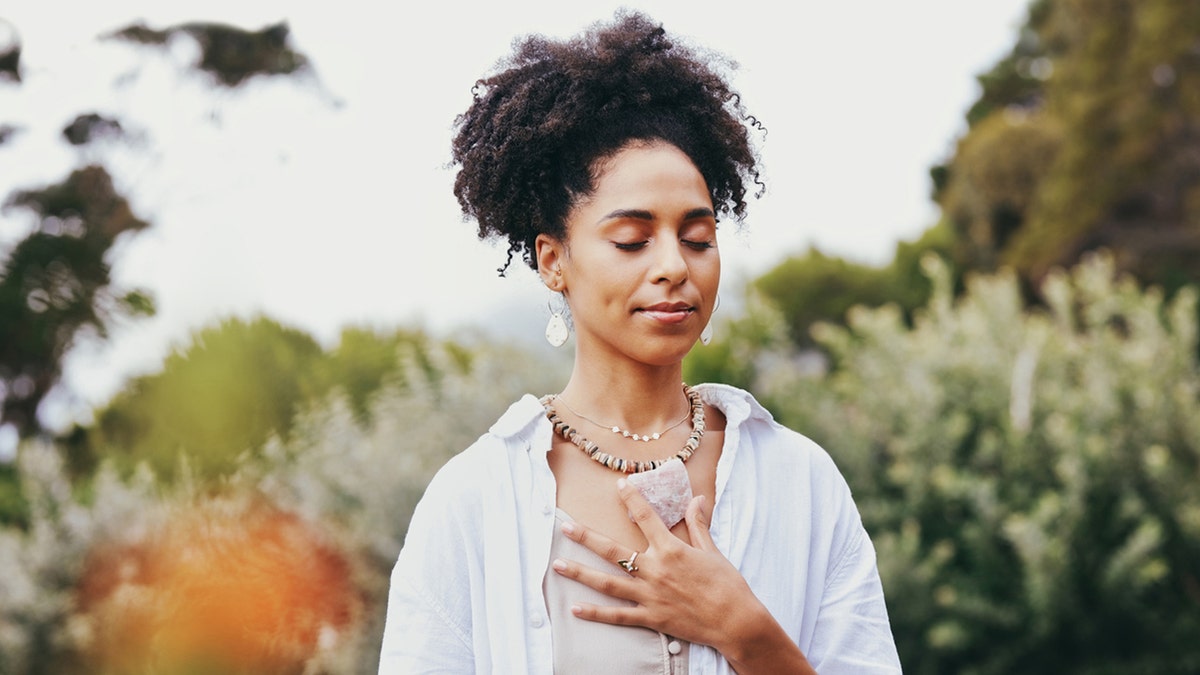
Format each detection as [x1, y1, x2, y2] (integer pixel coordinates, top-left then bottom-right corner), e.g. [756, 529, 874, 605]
[546, 292, 570, 347]
[699, 294, 720, 346]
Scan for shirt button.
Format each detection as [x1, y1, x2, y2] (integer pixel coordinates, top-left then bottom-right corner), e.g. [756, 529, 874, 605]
[542, 502, 552, 515]
[668, 640, 682, 655]
[531, 614, 544, 628]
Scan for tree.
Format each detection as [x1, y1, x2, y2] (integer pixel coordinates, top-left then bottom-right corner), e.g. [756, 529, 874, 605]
[105, 20, 308, 87]
[752, 0, 1200, 352]
[317, 326, 470, 427]
[0, 166, 153, 437]
[1, 17, 315, 441]
[938, 0, 1200, 291]
[87, 317, 325, 480]
[749, 221, 955, 350]
[1, 16, 317, 527]
[0, 18, 18, 83]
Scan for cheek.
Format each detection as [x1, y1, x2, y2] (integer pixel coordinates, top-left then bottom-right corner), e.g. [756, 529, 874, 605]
[695, 255, 721, 288]
[598, 277, 641, 310]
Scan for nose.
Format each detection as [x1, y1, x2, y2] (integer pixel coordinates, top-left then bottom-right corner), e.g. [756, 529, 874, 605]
[652, 240, 689, 285]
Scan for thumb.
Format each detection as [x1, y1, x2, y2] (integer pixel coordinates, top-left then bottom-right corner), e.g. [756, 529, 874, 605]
[685, 495, 718, 552]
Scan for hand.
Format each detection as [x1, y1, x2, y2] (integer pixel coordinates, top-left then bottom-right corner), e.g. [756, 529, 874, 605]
[552, 479, 762, 653]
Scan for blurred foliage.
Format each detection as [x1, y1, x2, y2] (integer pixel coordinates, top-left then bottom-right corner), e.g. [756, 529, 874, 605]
[0, 18, 18, 83]
[0, 339, 568, 674]
[760, 254, 1200, 674]
[0, 166, 154, 440]
[684, 290, 814, 390]
[756, 250, 896, 349]
[937, 112, 1060, 277]
[759, 0, 1200, 349]
[86, 316, 325, 481]
[2, 13, 314, 438]
[6, 257, 1196, 673]
[0, 464, 22, 527]
[961, 0, 1055, 128]
[753, 221, 954, 349]
[0, 443, 160, 675]
[2, 13, 314, 529]
[60, 114, 123, 146]
[939, 0, 1200, 291]
[318, 325, 472, 427]
[106, 21, 308, 87]
[84, 317, 465, 482]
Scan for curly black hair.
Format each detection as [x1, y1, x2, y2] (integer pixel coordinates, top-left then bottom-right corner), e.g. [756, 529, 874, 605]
[451, 10, 764, 275]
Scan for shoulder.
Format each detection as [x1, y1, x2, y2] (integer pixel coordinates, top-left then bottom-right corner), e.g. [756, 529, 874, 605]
[696, 383, 843, 473]
[417, 394, 547, 511]
[395, 393, 546, 578]
[696, 383, 857, 527]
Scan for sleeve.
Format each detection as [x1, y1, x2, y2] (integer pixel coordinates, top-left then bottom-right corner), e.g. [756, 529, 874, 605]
[378, 458, 478, 674]
[377, 568, 473, 674]
[805, 462, 903, 674]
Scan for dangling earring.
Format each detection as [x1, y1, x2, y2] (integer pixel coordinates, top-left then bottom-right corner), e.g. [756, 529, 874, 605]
[700, 293, 721, 346]
[546, 292, 570, 347]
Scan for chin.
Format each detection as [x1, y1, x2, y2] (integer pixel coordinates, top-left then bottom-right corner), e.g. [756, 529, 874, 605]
[635, 342, 698, 368]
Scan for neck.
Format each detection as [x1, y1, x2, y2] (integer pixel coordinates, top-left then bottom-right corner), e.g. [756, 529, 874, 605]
[558, 355, 691, 432]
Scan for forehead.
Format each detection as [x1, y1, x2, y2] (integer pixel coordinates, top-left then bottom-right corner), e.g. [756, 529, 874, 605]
[584, 142, 711, 207]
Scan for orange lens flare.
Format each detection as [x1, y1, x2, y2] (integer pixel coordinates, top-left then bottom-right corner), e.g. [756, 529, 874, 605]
[75, 495, 360, 673]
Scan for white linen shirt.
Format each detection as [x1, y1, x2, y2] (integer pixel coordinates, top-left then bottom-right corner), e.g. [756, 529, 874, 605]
[379, 383, 901, 674]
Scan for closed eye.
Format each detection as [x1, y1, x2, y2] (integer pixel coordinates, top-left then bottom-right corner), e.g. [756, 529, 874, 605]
[614, 241, 648, 251]
[683, 239, 715, 251]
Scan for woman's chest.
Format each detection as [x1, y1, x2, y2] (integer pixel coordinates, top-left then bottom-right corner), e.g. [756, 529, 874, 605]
[548, 432, 722, 549]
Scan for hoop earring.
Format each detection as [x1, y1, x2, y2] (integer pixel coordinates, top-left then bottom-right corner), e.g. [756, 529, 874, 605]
[700, 294, 721, 346]
[546, 292, 571, 347]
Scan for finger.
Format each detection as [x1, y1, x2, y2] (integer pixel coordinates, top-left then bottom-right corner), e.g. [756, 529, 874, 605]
[552, 557, 638, 600]
[568, 601, 645, 627]
[684, 494, 719, 553]
[616, 478, 673, 544]
[560, 520, 638, 566]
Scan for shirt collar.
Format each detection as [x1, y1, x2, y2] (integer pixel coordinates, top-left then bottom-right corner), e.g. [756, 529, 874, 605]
[488, 394, 550, 441]
[692, 383, 775, 429]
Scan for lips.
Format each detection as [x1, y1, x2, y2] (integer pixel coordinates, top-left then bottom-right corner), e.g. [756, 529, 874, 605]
[637, 302, 696, 324]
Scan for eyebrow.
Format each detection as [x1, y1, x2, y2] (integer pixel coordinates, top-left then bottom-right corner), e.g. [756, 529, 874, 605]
[598, 207, 717, 223]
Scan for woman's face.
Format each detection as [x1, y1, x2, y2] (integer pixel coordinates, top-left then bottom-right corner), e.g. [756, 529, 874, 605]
[537, 141, 720, 368]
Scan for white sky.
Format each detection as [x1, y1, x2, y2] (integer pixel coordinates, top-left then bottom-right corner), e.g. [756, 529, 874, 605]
[0, 0, 1031, 429]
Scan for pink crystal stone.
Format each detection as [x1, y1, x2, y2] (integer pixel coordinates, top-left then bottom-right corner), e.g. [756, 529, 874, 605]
[626, 459, 693, 529]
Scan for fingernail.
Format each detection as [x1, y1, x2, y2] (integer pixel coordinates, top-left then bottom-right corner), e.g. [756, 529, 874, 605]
[571, 605, 583, 616]
[616, 478, 627, 490]
[561, 521, 576, 535]
[552, 558, 567, 571]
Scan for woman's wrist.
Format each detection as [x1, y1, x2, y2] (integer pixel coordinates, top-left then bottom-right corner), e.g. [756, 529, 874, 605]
[716, 601, 816, 675]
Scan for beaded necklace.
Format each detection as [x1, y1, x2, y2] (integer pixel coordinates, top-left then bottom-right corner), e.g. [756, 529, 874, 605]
[541, 384, 705, 473]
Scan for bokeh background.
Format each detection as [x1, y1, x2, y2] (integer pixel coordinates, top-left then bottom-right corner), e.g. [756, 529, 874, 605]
[2, 0, 1199, 673]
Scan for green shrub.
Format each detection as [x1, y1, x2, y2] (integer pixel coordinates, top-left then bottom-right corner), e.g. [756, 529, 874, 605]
[764, 253, 1200, 674]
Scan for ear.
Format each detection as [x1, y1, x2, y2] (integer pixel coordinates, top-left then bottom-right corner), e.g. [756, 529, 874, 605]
[535, 234, 566, 292]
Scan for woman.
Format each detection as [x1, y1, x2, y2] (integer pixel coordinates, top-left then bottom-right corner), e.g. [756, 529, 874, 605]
[380, 12, 901, 674]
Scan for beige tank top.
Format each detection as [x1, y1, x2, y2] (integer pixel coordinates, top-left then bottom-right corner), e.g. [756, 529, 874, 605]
[543, 508, 690, 674]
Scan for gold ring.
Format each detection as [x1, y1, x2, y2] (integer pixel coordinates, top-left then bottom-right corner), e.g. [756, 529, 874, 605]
[617, 551, 639, 574]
